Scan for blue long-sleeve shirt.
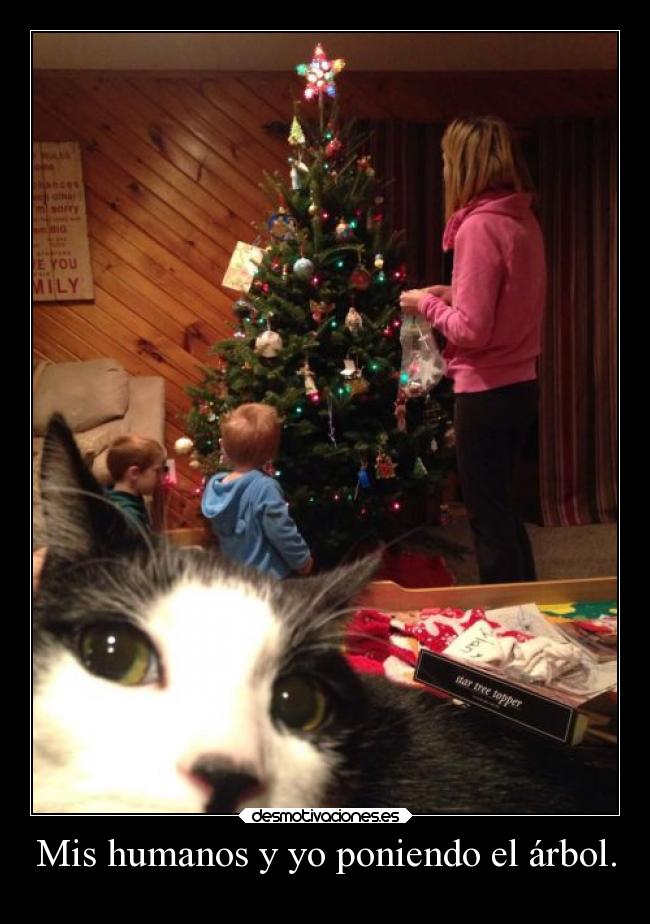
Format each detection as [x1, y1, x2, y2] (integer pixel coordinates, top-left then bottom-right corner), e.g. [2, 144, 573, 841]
[201, 470, 311, 579]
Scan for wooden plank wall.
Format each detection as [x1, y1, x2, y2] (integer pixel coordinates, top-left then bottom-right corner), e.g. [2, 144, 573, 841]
[33, 70, 617, 528]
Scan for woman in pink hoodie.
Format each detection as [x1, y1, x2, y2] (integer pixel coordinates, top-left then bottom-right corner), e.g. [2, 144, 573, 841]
[400, 116, 546, 585]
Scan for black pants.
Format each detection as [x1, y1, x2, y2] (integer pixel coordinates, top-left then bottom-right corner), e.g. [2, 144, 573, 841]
[454, 380, 538, 585]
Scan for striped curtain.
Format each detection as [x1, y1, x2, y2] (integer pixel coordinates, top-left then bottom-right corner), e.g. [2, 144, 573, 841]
[537, 119, 618, 525]
[368, 121, 446, 287]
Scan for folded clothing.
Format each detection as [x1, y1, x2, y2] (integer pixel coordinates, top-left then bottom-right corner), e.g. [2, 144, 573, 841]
[346, 606, 581, 689]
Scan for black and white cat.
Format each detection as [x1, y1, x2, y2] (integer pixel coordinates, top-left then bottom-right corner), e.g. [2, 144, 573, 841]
[33, 415, 617, 815]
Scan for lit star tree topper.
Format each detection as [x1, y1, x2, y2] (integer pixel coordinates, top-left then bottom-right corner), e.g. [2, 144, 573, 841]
[296, 43, 346, 101]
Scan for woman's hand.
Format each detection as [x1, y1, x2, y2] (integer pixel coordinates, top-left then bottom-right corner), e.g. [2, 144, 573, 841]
[424, 284, 452, 304]
[399, 289, 427, 314]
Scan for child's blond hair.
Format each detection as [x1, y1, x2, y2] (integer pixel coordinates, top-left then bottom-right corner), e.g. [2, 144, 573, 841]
[106, 434, 165, 482]
[220, 403, 281, 470]
[442, 115, 535, 220]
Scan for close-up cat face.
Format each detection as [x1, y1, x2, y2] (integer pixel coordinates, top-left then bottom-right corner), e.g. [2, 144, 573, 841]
[33, 415, 618, 816]
[34, 549, 374, 814]
[33, 416, 381, 813]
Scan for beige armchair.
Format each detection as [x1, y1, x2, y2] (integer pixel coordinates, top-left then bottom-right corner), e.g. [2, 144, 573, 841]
[33, 358, 165, 544]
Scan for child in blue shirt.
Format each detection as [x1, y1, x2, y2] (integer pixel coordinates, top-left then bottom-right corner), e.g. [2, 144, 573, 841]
[201, 403, 313, 579]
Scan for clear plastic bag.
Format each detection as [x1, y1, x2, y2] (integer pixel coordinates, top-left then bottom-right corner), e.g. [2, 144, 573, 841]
[399, 313, 445, 397]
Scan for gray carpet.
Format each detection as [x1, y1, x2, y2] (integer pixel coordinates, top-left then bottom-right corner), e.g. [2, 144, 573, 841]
[425, 513, 617, 585]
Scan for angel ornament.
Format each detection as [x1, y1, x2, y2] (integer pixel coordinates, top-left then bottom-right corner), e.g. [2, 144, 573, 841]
[394, 391, 407, 432]
[298, 359, 318, 395]
[344, 306, 363, 333]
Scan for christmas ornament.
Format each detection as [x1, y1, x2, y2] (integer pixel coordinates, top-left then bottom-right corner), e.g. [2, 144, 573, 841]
[344, 306, 363, 333]
[325, 136, 343, 158]
[310, 299, 334, 323]
[394, 393, 407, 432]
[174, 436, 194, 455]
[340, 357, 361, 380]
[289, 157, 309, 190]
[357, 463, 371, 489]
[413, 456, 428, 479]
[335, 220, 353, 242]
[255, 328, 284, 358]
[374, 253, 384, 270]
[222, 241, 265, 294]
[293, 257, 315, 280]
[296, 44, 346, 101]
[288, 116, 306, 146]
[327, 394, 337, 445]
[354, 461, 371, 500]
[357, 155, 375, 176]
[375, 450, 397, 479]
[267, 210, 297, 241]
[298, 359, 318, 395]
[349, 266, 372, 291]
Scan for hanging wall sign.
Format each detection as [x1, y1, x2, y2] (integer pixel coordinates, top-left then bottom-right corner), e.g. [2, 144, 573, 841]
[33, 142, 94, 301]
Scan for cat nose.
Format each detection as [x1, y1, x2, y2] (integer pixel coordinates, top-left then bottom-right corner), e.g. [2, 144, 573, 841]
[188, 755, 261, 814]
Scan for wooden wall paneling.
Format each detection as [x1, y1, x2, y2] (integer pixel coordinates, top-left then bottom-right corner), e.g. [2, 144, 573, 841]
[80, 74, 270, 221]
[197, 76, 293, 164]
[85, 180, 229, 303]
[33, 336, 79, 364]
[76, 135, 236, 278]
[35, 76, 256, 248]
[89, 287, 206, 390]
[83, 205, 233, 335]
[157, 78, 289, 176]
[200, 75, 295, 133]
[89, 238, 222, 347]
[236, 75, 297, 122]
[90, 250, 215, 362]
[131, 77, 287, 191]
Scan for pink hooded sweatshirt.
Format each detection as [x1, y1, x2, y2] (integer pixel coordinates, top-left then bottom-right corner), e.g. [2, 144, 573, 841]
[418, 191, 546, 393]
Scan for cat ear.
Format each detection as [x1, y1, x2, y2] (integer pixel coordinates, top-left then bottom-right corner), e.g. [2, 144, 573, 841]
[39, 413, 138, 557]
[282, 552, 381, 633]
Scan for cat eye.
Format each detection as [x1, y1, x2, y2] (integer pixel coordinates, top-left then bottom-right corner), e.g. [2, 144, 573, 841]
[270, 675, 328, 733]
[79, 623, 160, 686]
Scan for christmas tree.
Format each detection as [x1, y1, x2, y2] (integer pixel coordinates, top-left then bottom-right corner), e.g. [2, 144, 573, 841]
[182, 44, 453, 567]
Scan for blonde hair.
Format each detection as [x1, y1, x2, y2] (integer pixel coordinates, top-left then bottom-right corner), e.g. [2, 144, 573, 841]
[220, 403, 281, 470]
[106, 435, 165, 481]
[442, 115, 535, 220]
